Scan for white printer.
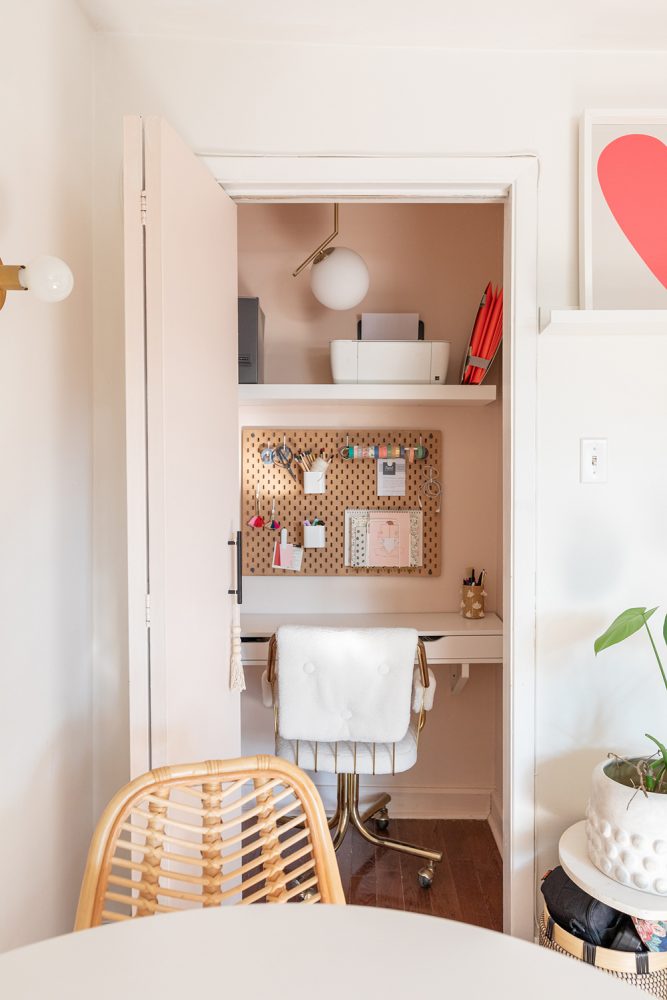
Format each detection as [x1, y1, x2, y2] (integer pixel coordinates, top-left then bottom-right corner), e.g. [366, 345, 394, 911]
[330, 340, 450, 385]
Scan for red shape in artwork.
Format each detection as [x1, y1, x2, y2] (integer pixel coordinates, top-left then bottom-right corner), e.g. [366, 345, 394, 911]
[597, 133, 667, 289]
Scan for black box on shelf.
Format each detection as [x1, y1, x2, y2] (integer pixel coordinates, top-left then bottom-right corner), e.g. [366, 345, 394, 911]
[238, 297, 265, 384]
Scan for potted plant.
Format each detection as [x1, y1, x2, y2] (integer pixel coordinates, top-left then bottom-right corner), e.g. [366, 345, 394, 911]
[586, 606, 667, 895]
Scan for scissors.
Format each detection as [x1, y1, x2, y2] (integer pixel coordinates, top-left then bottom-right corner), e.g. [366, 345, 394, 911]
[261, 437, 297, 481]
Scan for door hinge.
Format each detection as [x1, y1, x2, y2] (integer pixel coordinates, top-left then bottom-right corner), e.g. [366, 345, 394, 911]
[145, 593, 151, 627]
[140, 189, 147, 226]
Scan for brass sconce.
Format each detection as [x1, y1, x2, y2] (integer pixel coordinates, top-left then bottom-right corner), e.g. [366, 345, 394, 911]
[0, 255, 74, 310]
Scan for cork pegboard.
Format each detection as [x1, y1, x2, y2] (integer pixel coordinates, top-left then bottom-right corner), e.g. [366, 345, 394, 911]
[242, 428, 441, 577]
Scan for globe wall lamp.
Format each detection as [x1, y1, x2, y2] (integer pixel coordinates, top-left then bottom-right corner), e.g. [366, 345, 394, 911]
[0, 255, 74, 310]
[292, 204, 369, 311]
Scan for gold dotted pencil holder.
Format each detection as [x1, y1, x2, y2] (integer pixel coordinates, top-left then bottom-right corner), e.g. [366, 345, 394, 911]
[460, 584, 487, 619]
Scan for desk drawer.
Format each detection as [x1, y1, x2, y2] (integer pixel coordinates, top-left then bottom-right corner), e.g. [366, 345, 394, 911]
[421, 634, 502, 663]
[242, 638, 271, 664]
[242, 633, 502, 666]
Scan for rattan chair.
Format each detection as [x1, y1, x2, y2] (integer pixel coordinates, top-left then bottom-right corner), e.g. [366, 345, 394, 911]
[75, 754, 345, 929]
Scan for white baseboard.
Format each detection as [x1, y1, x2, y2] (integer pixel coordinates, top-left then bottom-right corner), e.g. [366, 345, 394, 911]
[313, 780, 493, 820]
[488, 790, 503, 854]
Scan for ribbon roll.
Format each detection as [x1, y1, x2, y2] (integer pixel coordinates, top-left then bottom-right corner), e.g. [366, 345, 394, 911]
[339, 443, 429, 460]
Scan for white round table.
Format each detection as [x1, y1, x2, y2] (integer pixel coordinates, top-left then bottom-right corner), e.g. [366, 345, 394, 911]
[0, 905, 642, 999]
[560, 821, 667, 920]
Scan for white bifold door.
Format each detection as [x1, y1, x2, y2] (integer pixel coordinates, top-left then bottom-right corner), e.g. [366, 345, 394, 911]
[124, 116, 241, 776]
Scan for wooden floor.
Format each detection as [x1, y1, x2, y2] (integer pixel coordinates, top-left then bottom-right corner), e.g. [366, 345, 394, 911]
[335, 819, 503, 931]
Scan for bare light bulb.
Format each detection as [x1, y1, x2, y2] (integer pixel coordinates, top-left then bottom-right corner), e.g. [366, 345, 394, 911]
[18, 255, 74, 303]
[310, 247, 369, 310]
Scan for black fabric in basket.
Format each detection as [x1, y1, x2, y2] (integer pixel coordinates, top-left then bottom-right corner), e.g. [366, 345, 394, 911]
[541, 866, 645, 952]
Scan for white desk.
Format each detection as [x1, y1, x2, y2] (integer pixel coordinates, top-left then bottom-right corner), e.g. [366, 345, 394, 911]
[0, 905, 639, 1000]
[241, 612, 502, 694]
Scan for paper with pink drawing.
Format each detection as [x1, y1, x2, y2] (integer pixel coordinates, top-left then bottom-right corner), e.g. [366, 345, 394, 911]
[344, 509, 423, 568]
[367, 512, 409, 567]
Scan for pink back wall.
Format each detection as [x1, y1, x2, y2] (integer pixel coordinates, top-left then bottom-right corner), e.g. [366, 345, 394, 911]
[238, 200, 504, 613]
[237, 203, 504, 814]
[238, 202, 504, 384]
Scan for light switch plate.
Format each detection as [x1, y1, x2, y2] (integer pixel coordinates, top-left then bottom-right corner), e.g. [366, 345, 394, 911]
[580, 438, 608, 484]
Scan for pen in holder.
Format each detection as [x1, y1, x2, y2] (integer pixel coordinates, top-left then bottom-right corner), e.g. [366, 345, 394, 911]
[460, 585, 486, 619]
[297, 451, 330, 494]
[304, 523, 326, 548]
[460, 568, 487, 618]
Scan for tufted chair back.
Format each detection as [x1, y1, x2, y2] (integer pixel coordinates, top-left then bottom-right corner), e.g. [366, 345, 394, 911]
[275, 626, 418, 744]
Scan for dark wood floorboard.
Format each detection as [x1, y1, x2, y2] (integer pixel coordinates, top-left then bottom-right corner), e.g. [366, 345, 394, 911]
[337, 819, 502, 931]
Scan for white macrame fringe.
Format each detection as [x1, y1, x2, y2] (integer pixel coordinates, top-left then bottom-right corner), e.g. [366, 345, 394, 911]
[412, 667, 436, 713]
[230, 602, 245, 692]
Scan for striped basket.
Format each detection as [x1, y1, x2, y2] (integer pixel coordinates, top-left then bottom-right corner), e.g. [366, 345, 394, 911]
[539, 904, 667, 999]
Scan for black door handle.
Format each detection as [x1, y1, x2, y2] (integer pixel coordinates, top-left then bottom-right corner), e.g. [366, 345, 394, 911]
[228, 530, 242, 605]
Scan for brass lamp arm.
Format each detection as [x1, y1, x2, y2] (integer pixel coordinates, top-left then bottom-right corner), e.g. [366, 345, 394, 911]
[292, 204, 339, 277]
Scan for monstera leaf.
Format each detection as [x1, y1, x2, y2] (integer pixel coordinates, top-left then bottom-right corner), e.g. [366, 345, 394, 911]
[594, 607, 657, 655]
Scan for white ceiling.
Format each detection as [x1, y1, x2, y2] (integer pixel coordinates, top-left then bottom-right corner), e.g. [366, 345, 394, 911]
[77, 0, 667, 51]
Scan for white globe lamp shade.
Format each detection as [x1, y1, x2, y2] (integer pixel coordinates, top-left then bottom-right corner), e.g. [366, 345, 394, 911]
[310, 247, 369, 310]
[19, 255, 74, 303]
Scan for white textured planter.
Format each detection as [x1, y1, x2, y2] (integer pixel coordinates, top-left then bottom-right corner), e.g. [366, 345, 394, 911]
[586, 759, 667, 895]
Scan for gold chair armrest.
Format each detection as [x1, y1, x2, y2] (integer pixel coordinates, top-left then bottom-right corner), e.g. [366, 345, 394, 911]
[267, 633, 277, 683]
[417, 638, 429, 732]
[417, 638, 429, 687]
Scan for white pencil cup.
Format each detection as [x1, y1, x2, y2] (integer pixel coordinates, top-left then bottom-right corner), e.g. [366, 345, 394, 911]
[303, 525, 326, 549]
[303, 470, 326, 494]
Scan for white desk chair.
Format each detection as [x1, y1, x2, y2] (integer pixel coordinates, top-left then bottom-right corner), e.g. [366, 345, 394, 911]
[263, 625, 443, 887]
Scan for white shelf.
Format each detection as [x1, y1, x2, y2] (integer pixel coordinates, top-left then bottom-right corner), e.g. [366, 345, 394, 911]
[238, 384, 496, 407]
[541, 309, 667, 336]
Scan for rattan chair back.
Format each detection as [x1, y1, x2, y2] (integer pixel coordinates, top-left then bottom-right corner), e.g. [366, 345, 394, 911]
[75, 754, 345, 929]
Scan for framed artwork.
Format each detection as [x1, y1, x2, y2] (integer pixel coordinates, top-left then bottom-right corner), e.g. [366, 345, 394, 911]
[580, 110, 667, 308]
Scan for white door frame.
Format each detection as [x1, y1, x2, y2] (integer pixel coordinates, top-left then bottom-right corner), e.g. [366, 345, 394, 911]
[204, 153, 539, 938]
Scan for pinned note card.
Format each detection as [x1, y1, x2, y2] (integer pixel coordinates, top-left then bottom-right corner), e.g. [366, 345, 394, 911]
[272, 533, 303, 572]
[376, 458, 406, 497]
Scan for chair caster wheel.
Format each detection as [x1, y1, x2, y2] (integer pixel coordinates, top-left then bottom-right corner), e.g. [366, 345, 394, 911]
[418, 863, 435, 889]
[375, 807, 389, 832]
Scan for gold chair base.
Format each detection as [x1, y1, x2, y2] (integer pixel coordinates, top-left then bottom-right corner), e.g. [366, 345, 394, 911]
[329, 774, 443, 871]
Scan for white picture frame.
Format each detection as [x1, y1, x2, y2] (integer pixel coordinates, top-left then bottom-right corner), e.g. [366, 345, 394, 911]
[580, 109, 667, 309]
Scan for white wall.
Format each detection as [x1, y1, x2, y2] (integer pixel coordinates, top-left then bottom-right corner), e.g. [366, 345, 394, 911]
[536, 331, 667, 882]
[0, 1, 94, 951]
[91, 31, 667, 907]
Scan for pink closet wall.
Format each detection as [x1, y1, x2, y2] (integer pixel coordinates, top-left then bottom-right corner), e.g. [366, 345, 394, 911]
[237, 201, 504, 613]
[238, 203, 504, 829]
[237, 202, 504, 384]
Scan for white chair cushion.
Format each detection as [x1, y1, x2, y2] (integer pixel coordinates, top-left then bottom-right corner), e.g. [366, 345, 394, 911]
[276, 721, 419, 775]
[276, 625, 418, 744]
